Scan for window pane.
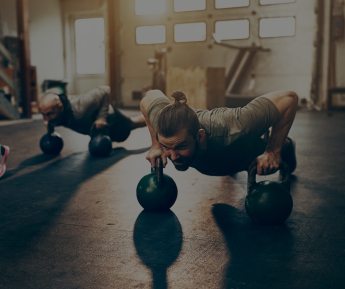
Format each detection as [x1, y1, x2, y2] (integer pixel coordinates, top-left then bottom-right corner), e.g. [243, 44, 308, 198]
[260, 0, 295, 5]
[75, 18, 105, 75]
[174, 22, 206, 42]
[136, 25, 166, 44]
[174, 0, 206, 12]
[259, 17, 295, 38]
[215, 20, 249, 40]
[135, 0, 165, 15]
[215, 0, 250, 9]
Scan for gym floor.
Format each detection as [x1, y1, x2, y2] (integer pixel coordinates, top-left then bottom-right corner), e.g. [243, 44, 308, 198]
[0, 109, 344, 289]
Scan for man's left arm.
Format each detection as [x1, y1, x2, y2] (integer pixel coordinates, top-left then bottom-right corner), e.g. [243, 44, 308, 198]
[257, 90, 298, 175]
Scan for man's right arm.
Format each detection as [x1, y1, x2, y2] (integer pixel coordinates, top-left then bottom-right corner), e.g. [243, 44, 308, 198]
[256, 90, 298, 175]
[140, 90, 169, 168]
[79, 86, 110, 129]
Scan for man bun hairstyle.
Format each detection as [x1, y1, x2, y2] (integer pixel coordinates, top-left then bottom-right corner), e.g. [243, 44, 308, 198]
[171, 90, 187, 104]
[157, 90, 200, 138]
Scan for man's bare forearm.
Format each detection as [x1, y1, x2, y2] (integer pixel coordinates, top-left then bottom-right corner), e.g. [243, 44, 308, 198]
[140, 101, 158, 146]
[140, 90, 169, 146]
[261, 91, 298, 155]
[140, 90, 170, 167]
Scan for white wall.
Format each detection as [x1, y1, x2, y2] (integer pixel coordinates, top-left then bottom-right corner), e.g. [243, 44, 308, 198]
[0, 0, 65, 94]
[118, 0, 317, 107]
[28, 0, 65, 94]
[0, 0, 17, 37]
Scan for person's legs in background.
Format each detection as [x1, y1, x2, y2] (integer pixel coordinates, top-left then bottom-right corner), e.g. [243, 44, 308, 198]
[281, 137, 297, 173]
[0, 144, 10, 178]
[129, 114, 146, 130]
[108, 107, 146, 142]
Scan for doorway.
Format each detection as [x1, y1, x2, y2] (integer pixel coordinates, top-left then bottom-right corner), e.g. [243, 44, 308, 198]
[67, 14, 108, 95]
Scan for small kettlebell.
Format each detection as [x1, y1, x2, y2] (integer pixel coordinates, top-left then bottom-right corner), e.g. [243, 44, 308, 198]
[136, 157, 178, 211]
[88, 125, 112, 157]
[40, 124, 64, 155]
[245, 162, 293, 225]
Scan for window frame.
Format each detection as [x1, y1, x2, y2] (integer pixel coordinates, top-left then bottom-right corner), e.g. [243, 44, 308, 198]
[214, 0, 250, 10]
[173, 21, 207, 43]
[134, 0, 166, 15]
[214, 19, 250, 41]
[259, 0, 296, 6]
[173, 0, 207, 13]
[135, 24, 167, 45]
[258, 16, 296, 39]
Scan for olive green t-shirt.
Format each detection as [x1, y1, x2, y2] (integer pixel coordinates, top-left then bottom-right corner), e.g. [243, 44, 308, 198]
[147, 97, 280, 176]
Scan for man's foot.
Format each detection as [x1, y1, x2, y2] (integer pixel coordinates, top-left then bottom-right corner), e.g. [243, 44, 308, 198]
[281, 137, 296, 173]
[0, 145, 10, 178]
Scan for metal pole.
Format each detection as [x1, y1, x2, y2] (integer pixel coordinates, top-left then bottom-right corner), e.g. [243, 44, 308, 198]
[16, 0, 32, 118]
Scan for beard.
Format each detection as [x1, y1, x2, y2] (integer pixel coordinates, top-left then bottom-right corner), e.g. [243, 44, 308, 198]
[171, 142, 199, 171]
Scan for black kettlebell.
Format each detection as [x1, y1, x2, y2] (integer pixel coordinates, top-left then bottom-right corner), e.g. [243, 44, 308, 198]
[136, 157, 178, 211]
[88, 125, 112, 157]
[245, 162, 293, 225]
[40, 125, 64, 155]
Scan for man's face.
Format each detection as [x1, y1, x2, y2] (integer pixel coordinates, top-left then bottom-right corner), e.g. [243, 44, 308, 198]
[158, 129, 199, 171]
[40, 103, 64, 126]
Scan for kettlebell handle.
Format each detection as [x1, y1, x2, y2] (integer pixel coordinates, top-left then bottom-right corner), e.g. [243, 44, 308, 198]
[90, 124, 110, 138]
[247, 162, 291, 193]
[47, 123, 54, 134]
[150, 157, 164, 188]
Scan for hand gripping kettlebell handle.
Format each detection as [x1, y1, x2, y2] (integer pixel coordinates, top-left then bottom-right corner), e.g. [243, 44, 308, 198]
[247, 162, 291, 193]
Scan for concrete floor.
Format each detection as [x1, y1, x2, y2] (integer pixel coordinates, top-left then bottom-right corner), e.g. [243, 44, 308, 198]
[0, 109, 345, 289]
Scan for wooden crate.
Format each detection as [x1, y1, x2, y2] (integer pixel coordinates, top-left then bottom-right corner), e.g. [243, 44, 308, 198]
[166, 66, 225, 110]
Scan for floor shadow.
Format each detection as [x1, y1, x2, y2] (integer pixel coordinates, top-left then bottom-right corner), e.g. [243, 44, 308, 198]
[212, 203, 295, 289]
[2, 146, 151, 180]
[2, 153, 58, 179]
[0, 147, 149, 263]
[133, 210, 183, 289]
